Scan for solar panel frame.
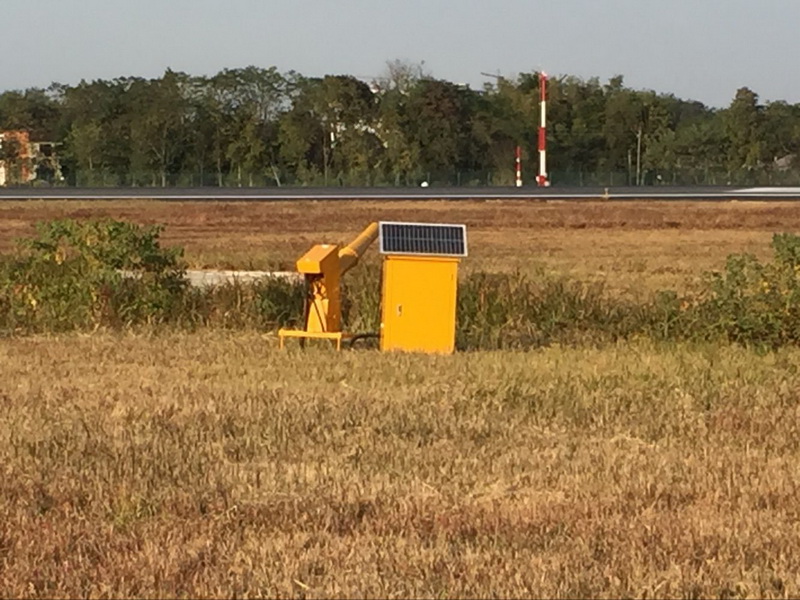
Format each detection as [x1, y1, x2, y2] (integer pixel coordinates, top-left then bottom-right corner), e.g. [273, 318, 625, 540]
[378, 221, 468, 257]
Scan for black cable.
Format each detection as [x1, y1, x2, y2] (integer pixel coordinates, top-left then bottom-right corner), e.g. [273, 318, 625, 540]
[348, 333, 380, 349]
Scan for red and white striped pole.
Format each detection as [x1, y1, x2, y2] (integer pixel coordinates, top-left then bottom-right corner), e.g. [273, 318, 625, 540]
[515, 145, 522, 187]
[536, 71, 550, 187]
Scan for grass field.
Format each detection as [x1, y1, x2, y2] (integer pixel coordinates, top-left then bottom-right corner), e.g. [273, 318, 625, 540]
[2, 199, 800, 598]
[2, 198, 797, 295]
[2, 333, 800, 598]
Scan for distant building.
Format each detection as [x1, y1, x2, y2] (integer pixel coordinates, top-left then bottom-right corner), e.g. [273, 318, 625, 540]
[0, 130, 62, 186]
[774, 154, 796, 171]
[0, 130, 33, 186]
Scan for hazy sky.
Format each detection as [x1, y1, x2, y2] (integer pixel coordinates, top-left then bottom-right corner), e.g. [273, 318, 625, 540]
[3, 0, 798, 108]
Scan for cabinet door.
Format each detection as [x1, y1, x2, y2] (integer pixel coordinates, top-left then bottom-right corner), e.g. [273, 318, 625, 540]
[380, 257, 458, 354]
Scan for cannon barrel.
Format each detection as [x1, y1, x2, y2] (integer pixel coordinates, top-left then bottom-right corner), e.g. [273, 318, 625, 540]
[338, 222, 378, 275]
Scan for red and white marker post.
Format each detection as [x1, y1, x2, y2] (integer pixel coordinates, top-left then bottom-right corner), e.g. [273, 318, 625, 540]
[536, 71, 550, 187]
[515, 145, 522, 187]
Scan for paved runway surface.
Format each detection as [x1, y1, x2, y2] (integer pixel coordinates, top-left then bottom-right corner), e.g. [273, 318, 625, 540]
[3, 186, 800, 201]
[184, 270, 300, 287]
[119, 269, 301, 288]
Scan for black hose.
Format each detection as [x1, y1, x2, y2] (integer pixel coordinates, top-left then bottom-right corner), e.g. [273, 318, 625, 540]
[348, 333, 380, 349]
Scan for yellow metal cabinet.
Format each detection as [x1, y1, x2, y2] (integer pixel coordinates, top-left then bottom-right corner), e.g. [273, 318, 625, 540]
[380, 255, 460, 354]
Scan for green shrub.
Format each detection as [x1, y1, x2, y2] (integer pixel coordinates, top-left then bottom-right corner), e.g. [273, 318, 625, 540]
[0, 219, 187, 333]
[689, 233, 800, 348]
[24, 218, 184, 274]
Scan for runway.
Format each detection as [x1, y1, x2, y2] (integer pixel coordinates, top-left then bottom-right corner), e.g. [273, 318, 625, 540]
[3, 186, 800, 201]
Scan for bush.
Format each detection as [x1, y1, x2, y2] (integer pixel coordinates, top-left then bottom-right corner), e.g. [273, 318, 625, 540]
[689, 233, 800, 348]
[0, 219, 313, 335]
[0, 219, 187, 333]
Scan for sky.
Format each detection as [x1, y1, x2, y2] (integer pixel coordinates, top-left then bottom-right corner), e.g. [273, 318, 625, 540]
[3, 0, 799, 108]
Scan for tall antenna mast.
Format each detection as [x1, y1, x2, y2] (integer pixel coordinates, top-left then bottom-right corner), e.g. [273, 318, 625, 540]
[536, 72, 550, 187]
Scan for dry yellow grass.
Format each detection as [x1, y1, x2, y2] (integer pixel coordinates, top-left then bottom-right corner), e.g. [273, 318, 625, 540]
[2, 199, 797, 295]
[3, 198, 800, 597]
[2, 332, 800, 598]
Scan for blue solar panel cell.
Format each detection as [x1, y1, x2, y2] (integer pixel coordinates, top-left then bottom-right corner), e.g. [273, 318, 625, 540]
[379, 222, 467, 257]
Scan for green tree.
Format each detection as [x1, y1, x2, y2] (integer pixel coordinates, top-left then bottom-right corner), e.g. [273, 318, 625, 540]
[404, 79, 483, 181]
[65, 122, 102, 185]
[128, 70, 192, 186]
[0, 88, 60, 139]
[724, 87, 764, 182]
[218, 67, 289, 186]
[371, 60, 431, 184]
[279, 75, 378, 185]
[762, 101, 800, 180]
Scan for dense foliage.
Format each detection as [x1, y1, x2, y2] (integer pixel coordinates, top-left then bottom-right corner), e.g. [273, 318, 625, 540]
[0, 219, 304, 333]
[2, 62, 799, 187]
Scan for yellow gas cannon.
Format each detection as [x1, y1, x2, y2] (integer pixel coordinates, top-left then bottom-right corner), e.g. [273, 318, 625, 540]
[278, 222, 378, 350]
[279, 220, 468, 353]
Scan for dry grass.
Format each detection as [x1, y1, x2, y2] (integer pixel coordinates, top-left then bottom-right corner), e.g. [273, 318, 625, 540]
[2, 199, 798, 295]
[3, 198, 800, 597]
[2, 331, 800, 598]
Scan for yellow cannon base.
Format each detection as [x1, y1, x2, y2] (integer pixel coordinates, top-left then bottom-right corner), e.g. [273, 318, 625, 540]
[277, 328, 355, 351]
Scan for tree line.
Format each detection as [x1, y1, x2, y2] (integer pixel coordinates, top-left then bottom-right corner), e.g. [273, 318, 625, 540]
[1, 61, 799, 187]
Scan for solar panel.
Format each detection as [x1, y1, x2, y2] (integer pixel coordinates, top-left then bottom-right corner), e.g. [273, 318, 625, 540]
[379, 221, 468, 257]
